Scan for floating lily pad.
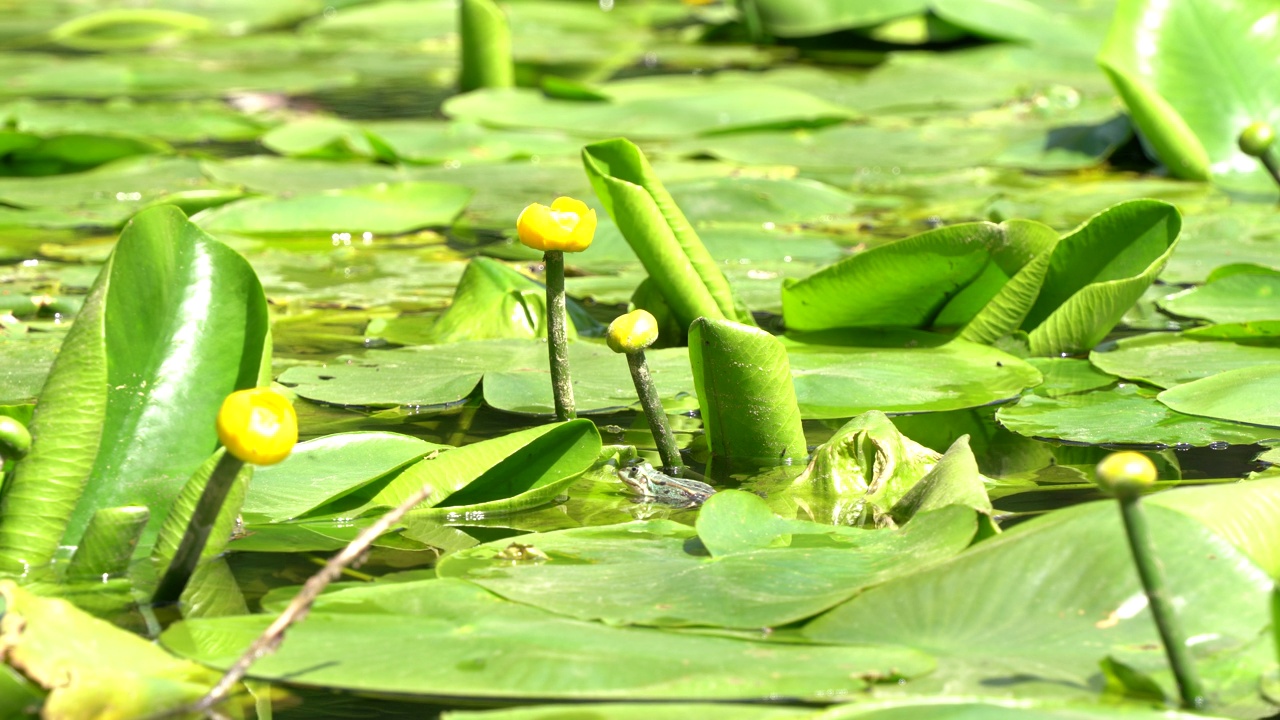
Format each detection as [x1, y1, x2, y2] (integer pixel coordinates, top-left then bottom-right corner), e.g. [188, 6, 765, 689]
[1089, 332, 1280, 389]
[1157, 365, 1280, 429]
[438, 501, 977, 629]
[193, 181, 472, 236]
[1158, 272, 1280, 324]
[161, 577, 934, 702]
[996, 384, 1280, 447]
[279, 337, 1040, 418]
[804, 496, 1276, 705]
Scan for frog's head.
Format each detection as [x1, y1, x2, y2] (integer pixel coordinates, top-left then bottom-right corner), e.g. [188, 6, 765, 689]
[617, 462, 656, 493]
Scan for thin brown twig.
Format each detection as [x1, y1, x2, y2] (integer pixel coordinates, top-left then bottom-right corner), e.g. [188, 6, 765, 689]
[147, 479, 436, 719]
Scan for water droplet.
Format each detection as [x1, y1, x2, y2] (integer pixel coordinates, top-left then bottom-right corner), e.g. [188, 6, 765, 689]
[1208, 441, 1229, 450]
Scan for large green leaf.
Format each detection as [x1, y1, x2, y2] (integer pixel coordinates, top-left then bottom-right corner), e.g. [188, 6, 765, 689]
[582, 138, 751, 333]
[689, 318, 806, 464]
[242, 432, 446, 523]
[1148, 478, 1280, 578]
[162, 577, 935, 701]
[436, 499, 976, 629]
[1157, 365, 1280, 429]
[192, 181, 472, 236]
[306, 421, 600, 519]
[995, 384, 1280, 447]
[803, 498, 1276, 705]
[1097, 0, 1280, 185]
[1021, 199, 1180, 355]
[0, 206, 268, 570]
[781, 220, 1057, 333]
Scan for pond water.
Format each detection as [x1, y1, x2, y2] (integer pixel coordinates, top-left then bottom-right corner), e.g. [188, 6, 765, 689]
[3, 0, 1280, 717]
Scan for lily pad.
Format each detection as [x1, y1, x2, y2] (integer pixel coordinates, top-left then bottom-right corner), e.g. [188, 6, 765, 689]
[995, 384, 1280, 447]
[192, 181, 472, 236]
[1157, 365, 1280, 429]
[804, 496, 1276, 704]
[1158, 272, 1280, 324]
[279, 337, 1040, 419]
[1089, 332, 1280, 389]
[437, 500, 977, 629]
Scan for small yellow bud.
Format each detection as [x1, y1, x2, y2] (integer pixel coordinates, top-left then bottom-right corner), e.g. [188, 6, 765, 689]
[516, 197, 596, 253]
[606, 309, 659, 353]
[1095, 451, 1157, 496]
[1239, 122, 1275, 158]
[216, 388, 297, 465]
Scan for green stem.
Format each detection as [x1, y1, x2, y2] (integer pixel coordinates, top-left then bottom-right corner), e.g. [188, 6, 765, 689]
[626, 350, 682, 472]
[152, 452, 245, 606]
[544, 250, 575, 421]
[1117, 493, 1206, 709]
[1262, 150, 1280, 194]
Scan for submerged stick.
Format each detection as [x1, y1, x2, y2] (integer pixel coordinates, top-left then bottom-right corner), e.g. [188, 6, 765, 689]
[1095, 452, 1206, 709]
[169, 474, 437, 718]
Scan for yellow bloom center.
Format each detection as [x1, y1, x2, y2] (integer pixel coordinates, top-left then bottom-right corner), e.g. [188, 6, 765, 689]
[517, 197, 596, 253]
[216, 387, 298, 466]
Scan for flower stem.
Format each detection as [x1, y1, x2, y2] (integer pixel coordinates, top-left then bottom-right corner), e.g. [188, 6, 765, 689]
[626, 350, 682, 472]
[1262, 151, 1280, 193]
[544, 250, 575, 421]
[1117, 492, 1205, 709]
[152, 451, 244, 606]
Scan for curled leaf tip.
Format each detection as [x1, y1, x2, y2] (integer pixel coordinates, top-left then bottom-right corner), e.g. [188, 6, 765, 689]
[1095, 451, 1157, 496]
[607, 309, 660, 353]
[0, 416, 31, 459]
[216, 387, 298, 465]
[1239, 121, 1275, 158]
[517, 197, 596, 253]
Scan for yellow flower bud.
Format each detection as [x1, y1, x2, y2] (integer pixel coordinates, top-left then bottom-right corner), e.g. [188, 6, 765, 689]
[1095, 451, 1157, 496]
[216, 388, 297, 465]
[606, 309, 660, 353]
[516, 197, 596, 253]
[1239, 121, 1275, 158]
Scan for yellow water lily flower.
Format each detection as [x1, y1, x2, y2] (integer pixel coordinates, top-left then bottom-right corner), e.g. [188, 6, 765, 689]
[216, 387, 298, 465]
[517, 197, 596, 253]
[606, 309, 659, 354]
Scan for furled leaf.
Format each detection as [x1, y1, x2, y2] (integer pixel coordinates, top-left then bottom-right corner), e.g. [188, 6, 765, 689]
[689, 318, 806, 465]
[428, 257, 578, 344]
[582, 138, 751, 333]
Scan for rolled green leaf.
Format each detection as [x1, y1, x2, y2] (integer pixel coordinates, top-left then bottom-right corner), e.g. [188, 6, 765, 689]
[582, 138, 753, 334]
[65, 506, 150, 581]
[459, 0, 514, 92]
[688, 317, 805, 465]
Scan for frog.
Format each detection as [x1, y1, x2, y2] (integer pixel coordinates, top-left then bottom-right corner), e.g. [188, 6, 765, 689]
[617, 462, 716, 508]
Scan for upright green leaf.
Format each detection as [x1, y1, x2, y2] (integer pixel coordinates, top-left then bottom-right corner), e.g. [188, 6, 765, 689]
[0, 206, 269, 571]
[429, 257, 578, 344]
[1023, 200, 1180, 355]
[782, 220, 1056, 333]
[1097, 0, 1280, 184]
[689, 318, 806, 465]
[582, 138, 752, 334]
[458, 0, 514, 92]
